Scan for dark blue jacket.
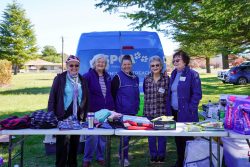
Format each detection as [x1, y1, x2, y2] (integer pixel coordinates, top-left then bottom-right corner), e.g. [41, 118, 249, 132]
[83, 68, 115, 112]
[48, 71, 89, 121]
[166, 66, 202, 122]
[114, 71, 140, 115]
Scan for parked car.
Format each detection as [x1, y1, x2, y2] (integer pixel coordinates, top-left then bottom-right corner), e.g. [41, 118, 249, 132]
[239, 61, 250, 66]
[217, 70, 229, 83]
[227, 65, 250, 85]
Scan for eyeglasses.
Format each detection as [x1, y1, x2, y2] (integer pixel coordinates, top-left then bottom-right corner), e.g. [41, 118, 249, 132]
[69, 64, 79, 68]
[172, 59, 181, 64]
[150, 64, 160, 68]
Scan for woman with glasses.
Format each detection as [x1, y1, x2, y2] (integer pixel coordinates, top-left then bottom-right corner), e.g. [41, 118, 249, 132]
[167, 50, 202, 167]
[143, 55, 169, 164]
[48, 55, 89, 167]
[82, 54, 115, 167]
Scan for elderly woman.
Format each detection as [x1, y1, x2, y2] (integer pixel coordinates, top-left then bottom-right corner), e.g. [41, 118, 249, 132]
[111, 55, 140, 166]
[83, 54, 115, 167]
[143, 55, 169, 163]
[167, 50, 202, 167]
[48, 55, 89, 167]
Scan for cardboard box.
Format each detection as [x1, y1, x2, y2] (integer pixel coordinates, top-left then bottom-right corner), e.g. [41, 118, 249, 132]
[153, 120, 176, 130]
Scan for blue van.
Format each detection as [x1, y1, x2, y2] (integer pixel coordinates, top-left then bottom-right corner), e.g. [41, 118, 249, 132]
[76, 31, 165, 91]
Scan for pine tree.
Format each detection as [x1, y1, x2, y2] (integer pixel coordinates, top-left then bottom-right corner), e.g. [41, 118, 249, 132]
[0, 1, 38, 74]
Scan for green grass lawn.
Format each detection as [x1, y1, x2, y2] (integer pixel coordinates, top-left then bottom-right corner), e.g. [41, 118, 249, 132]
[0, 73, 249, 167]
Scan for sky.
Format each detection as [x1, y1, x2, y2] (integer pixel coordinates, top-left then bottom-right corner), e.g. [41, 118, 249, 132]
[0, 0, 179, 56]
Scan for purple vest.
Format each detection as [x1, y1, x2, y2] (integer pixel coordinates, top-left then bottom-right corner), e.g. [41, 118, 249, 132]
[115, 71, 140, 115]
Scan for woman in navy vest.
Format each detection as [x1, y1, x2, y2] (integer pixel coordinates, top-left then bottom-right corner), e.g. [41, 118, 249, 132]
[82, 54, 115, 167]
[143, 55, 169, 164]
[111, 55, 140, 166]
[167, 50, 202, 167]
[48, 55, 89, 167]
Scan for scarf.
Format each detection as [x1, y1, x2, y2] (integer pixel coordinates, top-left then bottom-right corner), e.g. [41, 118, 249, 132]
[67, 72, 79, 119]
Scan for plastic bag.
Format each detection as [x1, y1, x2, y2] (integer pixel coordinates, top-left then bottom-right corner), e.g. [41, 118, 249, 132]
[184, 139, 223, 167]
[233, 104, 250, 135]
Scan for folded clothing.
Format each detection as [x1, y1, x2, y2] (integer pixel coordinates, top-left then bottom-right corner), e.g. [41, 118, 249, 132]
[94, 109, 112, 123]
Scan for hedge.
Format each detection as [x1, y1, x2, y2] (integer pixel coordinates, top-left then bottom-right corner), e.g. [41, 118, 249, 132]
[0, 59, 12, 86]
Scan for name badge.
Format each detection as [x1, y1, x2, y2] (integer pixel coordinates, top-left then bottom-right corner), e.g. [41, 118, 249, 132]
[180, 77, 186, 81]
[158, 88, 165, 93]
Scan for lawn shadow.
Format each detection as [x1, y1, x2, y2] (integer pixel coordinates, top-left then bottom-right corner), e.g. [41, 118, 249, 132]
[201, 76, 249, 95]
[0, 109, 47, 120]
[201, 76, 218, 83]
[0, 87, 51, 95]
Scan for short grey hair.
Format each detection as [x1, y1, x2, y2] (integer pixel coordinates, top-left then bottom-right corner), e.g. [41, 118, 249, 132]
[149, 55, 164, 68]
[90, 54, 108, 70]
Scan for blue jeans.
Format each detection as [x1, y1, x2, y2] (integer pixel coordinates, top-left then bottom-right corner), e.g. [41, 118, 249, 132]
[83, 135, 106, 162]
[147, 116, 167, 158]
[119, 136, 130, 160]
[148, 136, 167, 158]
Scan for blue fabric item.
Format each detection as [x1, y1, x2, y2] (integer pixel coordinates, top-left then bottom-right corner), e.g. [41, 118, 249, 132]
[83, 68, 115, 112]
[171, 71, 182, 110]
[99, 122, 113, 129]
[115, 71, 140, 115]
[83, 135, 106, 161]
[95, 109, 111, 123]
[64, 73, 82, 110]
[166, 66, 202, 122]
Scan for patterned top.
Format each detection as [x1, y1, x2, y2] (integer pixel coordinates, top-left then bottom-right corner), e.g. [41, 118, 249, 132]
[99, 76, 106, 98]
[143, 73, 169, 118]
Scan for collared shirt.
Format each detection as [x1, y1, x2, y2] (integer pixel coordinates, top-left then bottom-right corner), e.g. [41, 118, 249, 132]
[143, 73, 169, 118]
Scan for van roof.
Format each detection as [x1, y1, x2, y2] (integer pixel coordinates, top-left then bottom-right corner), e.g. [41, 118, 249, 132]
[77, 31, 163, 50]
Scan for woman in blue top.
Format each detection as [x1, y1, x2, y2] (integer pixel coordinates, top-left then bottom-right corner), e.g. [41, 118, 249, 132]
[83, 54, 115, 167]
[111, 55, 140, 166]
[166, 50, 202, 167]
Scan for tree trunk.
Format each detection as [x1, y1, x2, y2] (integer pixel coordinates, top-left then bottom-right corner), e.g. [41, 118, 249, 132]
[206, 57, 211, 73]
[14, 64, 18, 75]
[222, 53, 229, 69]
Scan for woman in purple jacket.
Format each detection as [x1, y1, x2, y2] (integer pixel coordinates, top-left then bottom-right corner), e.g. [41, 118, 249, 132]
[167, 50, 202, 167]
[48, 55, 89, 167]
[82, 54, 115, 167]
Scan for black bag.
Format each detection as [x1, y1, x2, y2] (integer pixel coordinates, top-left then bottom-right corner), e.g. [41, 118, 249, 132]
[107, 116, 125, 129]
[30, 110, 58, 129]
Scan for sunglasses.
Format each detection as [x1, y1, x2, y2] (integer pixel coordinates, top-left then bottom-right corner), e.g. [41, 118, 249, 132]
[69, 64, 79, 68]
[151, 64, 160, 68]
[172, 59, 181, 64]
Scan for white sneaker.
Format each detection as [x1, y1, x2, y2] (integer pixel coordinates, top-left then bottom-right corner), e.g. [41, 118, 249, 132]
[119, 159, 130, 167]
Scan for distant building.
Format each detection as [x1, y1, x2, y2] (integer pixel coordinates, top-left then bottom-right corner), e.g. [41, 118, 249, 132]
[24, 59, 64, 72]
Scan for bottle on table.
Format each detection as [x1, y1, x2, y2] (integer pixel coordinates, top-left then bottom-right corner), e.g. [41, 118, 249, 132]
[87, 112, 94, 129]
[207, 100, 213, 118]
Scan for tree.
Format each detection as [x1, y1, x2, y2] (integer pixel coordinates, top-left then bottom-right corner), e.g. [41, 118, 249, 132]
[96, 0, 250, 70]
[40, 45, 62, 63]
[41, 45, 59, 57]
[0, 1, 38, 74]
